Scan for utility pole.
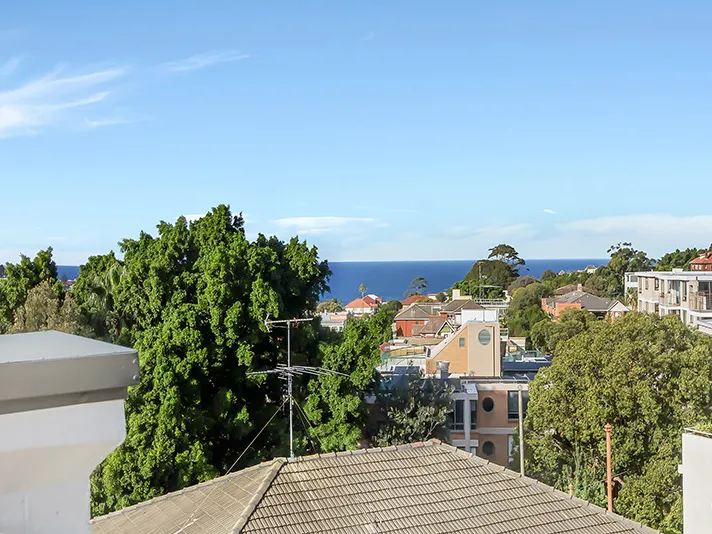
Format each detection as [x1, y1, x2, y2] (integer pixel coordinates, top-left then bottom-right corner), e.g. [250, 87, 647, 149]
[248, 315, 347, 460]
[518, 385, 525, 476]
[605, 423, 613, 512]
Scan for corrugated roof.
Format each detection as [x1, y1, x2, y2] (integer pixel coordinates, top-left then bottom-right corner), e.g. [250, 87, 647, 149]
[92, 441, 659, 534]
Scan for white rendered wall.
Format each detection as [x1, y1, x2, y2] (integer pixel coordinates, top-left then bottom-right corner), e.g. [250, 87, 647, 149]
[461, 309, 499, 323]
[0, 400, 127, 534]
[679, 432, 712, 534]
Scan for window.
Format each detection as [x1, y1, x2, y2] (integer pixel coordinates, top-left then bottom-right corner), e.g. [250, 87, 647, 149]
[458, 337, 465, 347]
[645, 278, 649, 290]
[478, 329, 491, 345]
[654, 279, 659, 291]
[482, 397, 494, 412]
[482, 441, 495, 457]
[470, 402, 477, 430]
[449, 399, 464, 430]
[508, 391, 529, 419]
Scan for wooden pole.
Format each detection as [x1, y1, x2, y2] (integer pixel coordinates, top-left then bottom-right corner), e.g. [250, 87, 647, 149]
[605, 423, 613, 512]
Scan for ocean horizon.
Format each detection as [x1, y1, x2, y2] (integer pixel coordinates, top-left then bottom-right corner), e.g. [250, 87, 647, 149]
[56, 258, 607, 304]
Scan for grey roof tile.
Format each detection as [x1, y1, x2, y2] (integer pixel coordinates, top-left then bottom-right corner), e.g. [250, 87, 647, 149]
[92, 441, 659, 534]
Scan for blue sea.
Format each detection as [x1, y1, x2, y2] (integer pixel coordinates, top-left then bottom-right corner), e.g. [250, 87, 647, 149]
[57, 259, 607, 303]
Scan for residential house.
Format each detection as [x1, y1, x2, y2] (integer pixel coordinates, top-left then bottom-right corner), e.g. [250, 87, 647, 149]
[414, 315, 454, 338]
[632, 269, 712, 333]
[319, 312, 349, 331]
[425, 320, 501, 377]
[91, 440, 658, 534]
[555, 283, 580, 296]
[542, 289, 629, 320]
[363, 294, 383, 305]
[393, 302, 442, 337]
[344, 297, 379, 316]
[439, 298, 495, 325]
[401, 293, 431, 306]
[690, 251, 712, 272]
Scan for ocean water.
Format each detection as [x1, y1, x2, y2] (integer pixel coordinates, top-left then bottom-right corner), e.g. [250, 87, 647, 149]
[56, 258, 607, 304]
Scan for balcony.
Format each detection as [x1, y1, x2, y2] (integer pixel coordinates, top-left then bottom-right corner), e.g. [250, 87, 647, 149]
[690, 292, 712, 311]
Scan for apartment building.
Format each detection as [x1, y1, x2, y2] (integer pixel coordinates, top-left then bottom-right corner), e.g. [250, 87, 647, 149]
[630, 269, 712, 332]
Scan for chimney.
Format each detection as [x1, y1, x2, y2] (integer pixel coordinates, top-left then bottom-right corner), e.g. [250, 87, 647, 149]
[436, 360, 450, 379]
[452, 289, 461, 300]
[577, 284, 583, 292]
[0, 331, 139, 534]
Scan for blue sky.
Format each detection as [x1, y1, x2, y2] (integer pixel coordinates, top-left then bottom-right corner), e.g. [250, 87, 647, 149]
[1, 1, 712, 264]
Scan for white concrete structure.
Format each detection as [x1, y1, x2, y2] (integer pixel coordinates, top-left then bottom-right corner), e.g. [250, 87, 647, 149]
[461, 308, 499, 324]
[679, 428, 712, 534]
[628, 270, 712, 334]
[0, 331, 139, 534]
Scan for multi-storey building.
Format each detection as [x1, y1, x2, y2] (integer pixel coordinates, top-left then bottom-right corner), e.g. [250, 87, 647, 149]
[628, 269, 712, 333]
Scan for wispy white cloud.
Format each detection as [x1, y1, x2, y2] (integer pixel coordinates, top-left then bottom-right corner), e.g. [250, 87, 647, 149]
[0, 66, 128, 138]
[0, 56, 21, 76]
[83, 116, 142, 129]
[542, 208, 556, 215]
[163, 50, 249, 73]
[275, 216, 376, 236]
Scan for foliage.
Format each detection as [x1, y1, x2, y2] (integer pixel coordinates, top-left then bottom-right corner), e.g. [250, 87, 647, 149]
[90, 206, 331, 516]
[529, 308, 596, 354]
[464, 259, 516, 290]
[359, 283, 367, 297]
[304, 305, 397, 451]
[405, 276, 428, 297]
[317, 298, 344, 313]
[451, 278, 504, 299]
[0, 248, 62, 333]
[0, 263, 6, 278]
[504, 282, 551, 337]
[369, 373, 452, 447]
[540, 269, 556, 281]
[525, 313, 712, 533]
[72, 252, 127, 341]
[10, 280, 90, 336]
[488, 244, 525, 274]
[656, 248, 704, 271]
[508, 275, 537, 293]
[381, 300, 403, 313]
[435, 292, 447, 303]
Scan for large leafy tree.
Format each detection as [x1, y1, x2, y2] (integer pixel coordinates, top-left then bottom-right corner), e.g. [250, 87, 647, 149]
[504, 282, 551, 337]
[530, 308, 596, 353]
[369, 373, 451, 447]
[90, 205, 330, 516]
[0, 248, 62, 332]
[316, 298, 344, 313]
[656, 248, 704, 271]
[405, 276, 428, 297]
[584, 243, 653, 298]
[10, 279, 89, 335]
[305, 305, 396, 451]
[525, 313, 712, 533]
[488, 243, 525, 274]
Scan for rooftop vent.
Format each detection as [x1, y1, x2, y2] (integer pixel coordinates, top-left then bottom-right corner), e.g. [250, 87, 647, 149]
[0, 331, 139, 534]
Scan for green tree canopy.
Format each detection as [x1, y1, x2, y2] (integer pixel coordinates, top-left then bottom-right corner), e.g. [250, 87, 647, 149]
[317, 298, 344, 313]
[359, 283, 367, 297]
[369, 373, 451, 447]
[10, 279, 89, 336]
[503, 282, 551, 337]
[530, 308, 596, 353]
[90, 205, 331, 516]
[0, 248, 62, 332]
[488, 244, 525, 273]
[304, 305, 396, 451]
[405, 276, 428, 297]
[525, 313, 712, 533]
[656, 248, 704, 271]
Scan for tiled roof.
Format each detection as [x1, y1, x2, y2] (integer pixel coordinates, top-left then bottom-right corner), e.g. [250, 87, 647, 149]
[92, 441, 658, 534]
[401, 294, 431, 306]
[418, 315, 451, 335]
[440, 298, 484, 313]
[548, 290, 621, 313]
[394, 303, 438, 320]
[691, 251, 712, 265]
[345, 298, 378, 309]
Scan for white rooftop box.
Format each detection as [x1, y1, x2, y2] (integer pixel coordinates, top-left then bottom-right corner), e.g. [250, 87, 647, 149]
[0, 331, 139, 534]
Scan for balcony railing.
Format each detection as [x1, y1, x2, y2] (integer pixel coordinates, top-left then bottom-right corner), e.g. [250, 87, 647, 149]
[690, 292, 712, 311]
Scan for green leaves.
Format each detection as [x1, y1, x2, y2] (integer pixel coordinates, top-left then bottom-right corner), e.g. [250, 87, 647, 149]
[525, 312, 712, 533]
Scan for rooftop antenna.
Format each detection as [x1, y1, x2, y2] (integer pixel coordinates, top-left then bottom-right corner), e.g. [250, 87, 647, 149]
[248, 315, 348, 460]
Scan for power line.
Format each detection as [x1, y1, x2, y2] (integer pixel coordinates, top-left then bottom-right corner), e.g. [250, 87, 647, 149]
[172, 397, 288, 534]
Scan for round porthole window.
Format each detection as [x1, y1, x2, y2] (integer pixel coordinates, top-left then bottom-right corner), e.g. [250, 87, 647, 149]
[482, 397, 494, 412]
[478, 328, 491, 345]
[482, 441, 495, 457]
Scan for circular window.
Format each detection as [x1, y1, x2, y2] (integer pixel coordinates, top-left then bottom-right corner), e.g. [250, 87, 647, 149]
[482, 441, 495, 457]
[482, 397, 494, 412]
[478, 329, 491, 345]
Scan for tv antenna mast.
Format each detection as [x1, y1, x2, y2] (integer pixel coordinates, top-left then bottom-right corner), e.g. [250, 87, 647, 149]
[247, 315, 348, 460]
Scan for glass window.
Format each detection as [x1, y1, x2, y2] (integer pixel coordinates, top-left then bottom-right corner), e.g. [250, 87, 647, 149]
[482, 397, 494, 412]
[508, 391, 529, 419]
[654, 279, 659, 290]
[645, 278, 649, 290]
[449, 399, 464, 430]
[458, 337, 465, 347]
[482, 441, 495, 457]
[478, 329, 491, 345]
[470, 402, 477, 430]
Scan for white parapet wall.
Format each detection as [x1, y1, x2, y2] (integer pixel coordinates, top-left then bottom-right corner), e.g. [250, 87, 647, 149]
[0, 331, 139, 534]
[679, 428, 712, 534]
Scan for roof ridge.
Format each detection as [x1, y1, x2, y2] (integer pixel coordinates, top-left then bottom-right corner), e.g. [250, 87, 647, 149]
[90, 458, 286, 524]
[288, 441, 441, 464]
[231, 460, 284, 533]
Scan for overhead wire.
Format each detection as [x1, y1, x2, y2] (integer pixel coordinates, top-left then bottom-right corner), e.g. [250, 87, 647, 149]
[172, 396, 288, 534]
[293, 396, 326, 453]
